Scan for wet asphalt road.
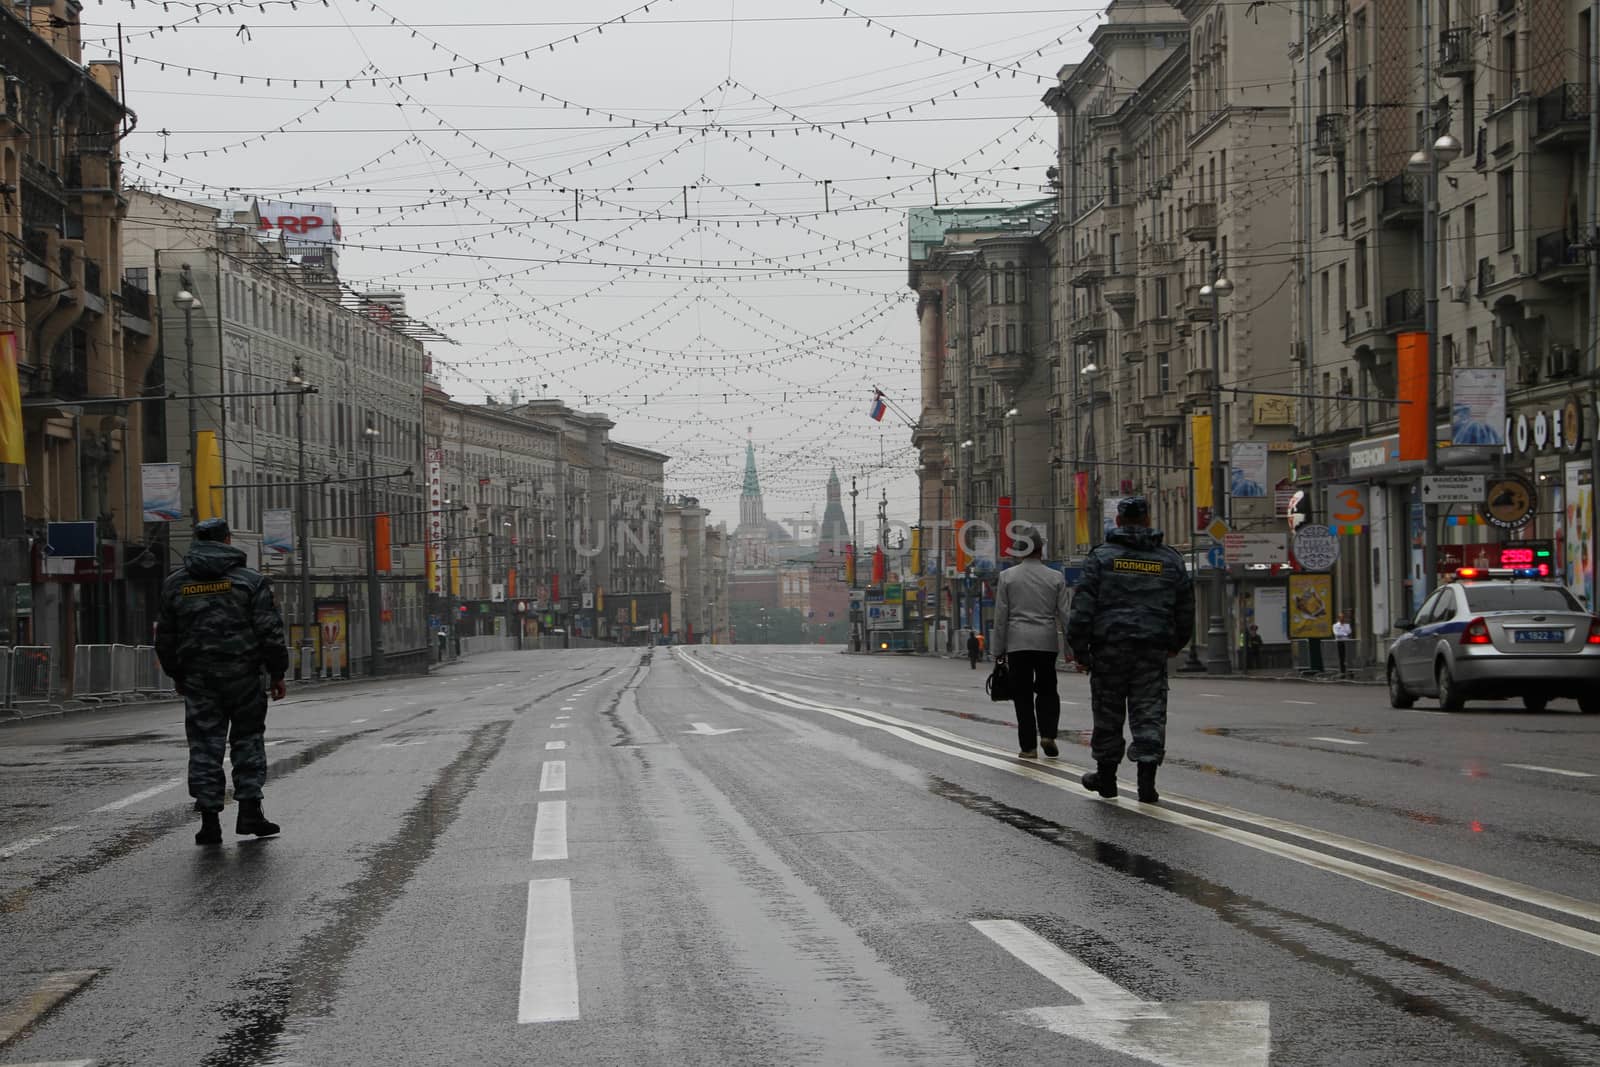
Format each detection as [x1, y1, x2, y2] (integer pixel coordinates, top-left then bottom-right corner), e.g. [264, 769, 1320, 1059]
[2, 645, 1598, 1066]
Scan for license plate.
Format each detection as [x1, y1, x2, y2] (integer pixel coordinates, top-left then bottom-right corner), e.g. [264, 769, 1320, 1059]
[1514, 630, 1565, 643]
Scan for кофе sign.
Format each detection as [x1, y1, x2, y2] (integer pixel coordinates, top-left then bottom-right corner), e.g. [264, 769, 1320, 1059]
[1504, 396, 1586, 456]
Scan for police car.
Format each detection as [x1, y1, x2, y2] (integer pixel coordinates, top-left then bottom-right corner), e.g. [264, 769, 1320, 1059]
[1387, 566, 1600, 713]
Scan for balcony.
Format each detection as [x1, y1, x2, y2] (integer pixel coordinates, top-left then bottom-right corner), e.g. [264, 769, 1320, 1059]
[1070, 310, 1107, 342]
[1183, 201, 1217, 242]
[1146, 394, 1183, 426]
[120, 278, 151, 320]
[1378, 173, 1423, 226]
[1123, 327, 1146, 363]
[1438, 27, 1473, 78]
[1125, 401, 1147, 431]
[1144, 317, 1175, 350]
[1535, 84, 1590, 146]
[1071, 252, 1106, 288]
[1142, 241, 1176, 268]
[1313, 114, 1346, 157]
[1183, 284, 1216, 323]
[1183, 366, 1216, 407]
[1342, 308, 1378, 343]
[1354, 75, 1368, 111]
[1534, 230, 1587, 282]
[1103, 271, 1137, 314]
[1382, 288, 1424, 333]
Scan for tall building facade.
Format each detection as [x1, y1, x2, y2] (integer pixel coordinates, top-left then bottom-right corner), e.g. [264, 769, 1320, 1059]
[1294, 0, 1600, 658]
[123, 190, 430, 674]
[1, 2, 155, 668]
[423, 389, 667, 643]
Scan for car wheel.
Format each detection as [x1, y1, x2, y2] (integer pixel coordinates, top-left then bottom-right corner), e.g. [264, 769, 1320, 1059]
[1523, 695, 1549, 713]
[1436, 662, 1465, 712]
[1580, 695, 1600, 715]
[1387, 660, 1415, 709]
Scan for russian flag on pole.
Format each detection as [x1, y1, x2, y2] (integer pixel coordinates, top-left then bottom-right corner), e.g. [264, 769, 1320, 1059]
[868, 390, 887, 422]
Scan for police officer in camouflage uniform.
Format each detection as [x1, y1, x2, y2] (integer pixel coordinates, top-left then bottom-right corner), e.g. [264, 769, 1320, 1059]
[1067, 497, 1194, 803]
[155, 518, 290, 844]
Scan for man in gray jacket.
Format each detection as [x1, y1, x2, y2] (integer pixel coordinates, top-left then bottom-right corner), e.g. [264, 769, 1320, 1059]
[991, 525, 1071, 758]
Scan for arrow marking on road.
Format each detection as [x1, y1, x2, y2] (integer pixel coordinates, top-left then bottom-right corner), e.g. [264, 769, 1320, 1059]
[684, 722, 744, 736]
[972, 920, 1269, 1066]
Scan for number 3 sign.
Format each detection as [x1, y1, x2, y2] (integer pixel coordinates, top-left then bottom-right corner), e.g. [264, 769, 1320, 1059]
[1327, 485, 1368, 527]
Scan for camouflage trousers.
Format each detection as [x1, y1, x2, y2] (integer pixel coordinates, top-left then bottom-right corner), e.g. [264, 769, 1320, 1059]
[184, 673, 269, 812]
[1088, 646, 1171, 765]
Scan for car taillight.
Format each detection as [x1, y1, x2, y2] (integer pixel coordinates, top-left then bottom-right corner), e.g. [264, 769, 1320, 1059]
[1461, 618, 1493, 645]
[1588, 618, 1600, 645]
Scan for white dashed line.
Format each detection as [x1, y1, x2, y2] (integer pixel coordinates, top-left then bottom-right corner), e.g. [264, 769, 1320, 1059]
[550, 723, 569, 729]
[531, 801, 568, 861]
[1198, 693, 1224, 698]
[351, 718, 368, 724]
[89, 778, 183, 813]
[539, 761, 567, 792]
[1504, 763, 1596, 779]
[518, 878, 579, 1023]
[556, 715, 570, 721]
[0, 826, 77, 861]
[1285, 700, 1317, 706]
[545, 741, 566, 751]
[1310, 736, 1367, 746]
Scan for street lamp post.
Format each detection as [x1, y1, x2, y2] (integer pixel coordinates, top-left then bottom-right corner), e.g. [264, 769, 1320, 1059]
[288, 360, 314, 677]
[172, 268, 201, 521]
[1005, 406, 1020, 531]
[1408, 55, 1463, 599]
[1200, 258, 1234, 674]
[363, 419, 384, 677]
[959, 438, 974, 633]
[1079, 363, 1099, 537]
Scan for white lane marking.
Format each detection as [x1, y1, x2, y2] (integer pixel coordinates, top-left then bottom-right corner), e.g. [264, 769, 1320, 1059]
[559, 706, 574, 711]
[381, 707, 397, 713]
[0, 826, 77, 861]
[539, 761, 567, 792]
[684, 722, 743, 736]
[556, 716, 570, 721]
[550, 723, 569, 730]
[531, 801, 568, 861]
[680, 651, 1600, 953]
[1504, 763, 1597, 779]
[0, 970, 100, 1045]
[265, 739, 292, 746]
[518, 878, 579, 1023]
[0, 1059, 97, 1066]
[972, 920, 1269, 1066]
[351, 718, 368, 724]
[545, 741, 567, 751]
[89, 777, 183, 813]
[1285, 700, 1317, 705]
[1198, 693, 1224, 698]
[1309, 736, 1367, 746]
[380, 740, 428, 749]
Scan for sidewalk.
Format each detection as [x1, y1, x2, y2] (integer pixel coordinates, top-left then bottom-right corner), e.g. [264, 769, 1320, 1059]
[909, 649, 1384, 685]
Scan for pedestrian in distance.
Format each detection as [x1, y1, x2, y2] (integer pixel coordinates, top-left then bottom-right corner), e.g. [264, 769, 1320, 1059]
[1067, 497, 1195, 802]
[991, 525, 1071, 759]
[155, 518, 290, 845]
[1247, 625, 1264, 670]
[967, 630, 982, 669]
[1333, 612, 1353, 675]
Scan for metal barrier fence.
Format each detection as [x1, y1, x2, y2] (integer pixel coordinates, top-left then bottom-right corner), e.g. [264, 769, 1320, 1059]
[460, 635, 517, 657]
[68, 644, 179, 702]
[2, 646, 55, 707]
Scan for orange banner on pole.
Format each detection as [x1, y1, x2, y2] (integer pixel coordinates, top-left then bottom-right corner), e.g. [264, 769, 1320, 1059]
[954, 520, 971, 571]
[1073, 473, 1090, 547]
[374, 514, 392, 573]
[0, 333, 23, 465]
[1190, 414, 1213, 507]
[1397, 331, 1430, 462]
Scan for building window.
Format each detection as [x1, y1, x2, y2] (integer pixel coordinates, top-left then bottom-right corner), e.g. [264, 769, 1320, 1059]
[1107, 150, 1120, 205]
[990, 324, 1000, 354]
[1155, 277, 1169, 317]
[1005, 263, 1016, 304]
[1353, 238, 1369, 306]
[1157, 350, 1170, 392]
[1500, 32, 1517, 103]
[1319, 172, 1329, 233]
[1005, 324, 1017, 352]
[1497, 168, 1514, 250]
[989, 267, 999, 306]
[1320, 270, 1330, 333]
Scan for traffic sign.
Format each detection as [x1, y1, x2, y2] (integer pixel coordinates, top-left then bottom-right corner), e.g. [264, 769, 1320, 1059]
[1224, 533, 1289, 566]
[1291, 524, 1340, 571]
[1205, 546, 1226, 570]
[1420, 474, 1485, 504]
[1205, 517, 1231, 542]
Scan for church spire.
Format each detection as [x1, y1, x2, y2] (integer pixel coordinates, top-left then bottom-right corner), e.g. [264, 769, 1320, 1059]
[742, 438, 761, 496]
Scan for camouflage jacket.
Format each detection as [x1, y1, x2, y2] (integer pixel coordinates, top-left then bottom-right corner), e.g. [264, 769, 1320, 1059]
[1067, 525, 1195, 658]
[154, 542, 289, 685]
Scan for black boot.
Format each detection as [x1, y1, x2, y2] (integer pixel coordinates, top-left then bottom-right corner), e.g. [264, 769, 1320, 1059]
[1137, 763, 1160, 804]
[235, 799, 281, 838]
[1080, 761, 1118, 798]
[195, 811, 222, 845]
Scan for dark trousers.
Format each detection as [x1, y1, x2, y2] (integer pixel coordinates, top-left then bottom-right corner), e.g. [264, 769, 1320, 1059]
[1336, 642, 1347, 673]
[968, 650, 980, 669]
[1088, 647, 1170, 765]
[1006, 649, 1061, 752]
[184, 674, 269, 812]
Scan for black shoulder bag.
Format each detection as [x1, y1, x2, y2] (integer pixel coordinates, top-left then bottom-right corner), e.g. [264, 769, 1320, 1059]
[985, 657, 1013, 703]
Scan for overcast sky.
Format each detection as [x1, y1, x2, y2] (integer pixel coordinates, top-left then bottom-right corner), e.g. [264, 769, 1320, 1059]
[89, 0, 1098, 534]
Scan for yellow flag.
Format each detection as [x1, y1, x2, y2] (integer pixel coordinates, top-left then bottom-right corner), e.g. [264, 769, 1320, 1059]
[1191, 413, 1213, 508]
[449, 556, 461, 597]
[0, 332, 24, 465]
[909, 526, 922, 577]
[195, 431, 224, 520]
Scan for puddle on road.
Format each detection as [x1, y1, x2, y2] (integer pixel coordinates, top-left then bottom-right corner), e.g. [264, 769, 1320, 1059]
[198, 719, 512, 1067]
[930, 774, 1600, 1061]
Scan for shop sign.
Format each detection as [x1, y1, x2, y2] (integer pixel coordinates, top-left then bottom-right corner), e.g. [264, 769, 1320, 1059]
[1291, 525, 1340, 571]
[1327, 485, 1369, 528]
[1481, 474, 1537, 530]
[1288, 574, 1333, 638]
[1504, 396, 1585, 456]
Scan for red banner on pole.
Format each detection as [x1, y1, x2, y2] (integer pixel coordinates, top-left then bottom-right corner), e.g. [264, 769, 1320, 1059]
[997, 495, 1014, 557]
[374, 514, 392, 573]
[1397, 331, 1430, 462]
[871, 546, 886, 584]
